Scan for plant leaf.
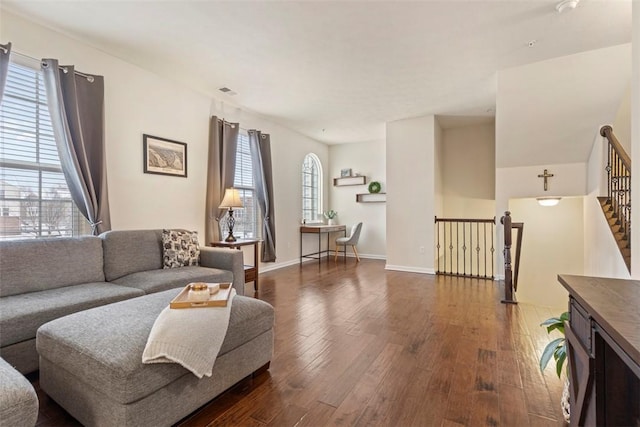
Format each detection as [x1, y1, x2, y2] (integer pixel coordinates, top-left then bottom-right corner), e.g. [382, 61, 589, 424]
[541, 317, 562, 327]
[540, 337, 564, 371]
[555, 351, 567, 378]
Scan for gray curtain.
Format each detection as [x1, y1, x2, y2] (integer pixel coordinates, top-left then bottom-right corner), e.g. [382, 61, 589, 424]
[205, 116, 239, 244]
[248, 130, 276, 262]
[41, 58, 111, 235]
[0, 42, 11, 104]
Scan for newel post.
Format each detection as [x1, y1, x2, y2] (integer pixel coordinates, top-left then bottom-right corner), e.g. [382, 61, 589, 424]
[501, 211, 517, 304]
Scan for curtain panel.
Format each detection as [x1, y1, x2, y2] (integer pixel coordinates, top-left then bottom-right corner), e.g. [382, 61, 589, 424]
[205, 116, 239, 244]
[0, 42, 11, 104]
[41, 58, 111, 235]
[248, 130, 276, 262]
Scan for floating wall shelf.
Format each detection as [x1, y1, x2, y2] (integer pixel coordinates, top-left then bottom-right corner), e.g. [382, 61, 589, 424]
[356, 193, 386, 203]
[333, 176, 366, 186]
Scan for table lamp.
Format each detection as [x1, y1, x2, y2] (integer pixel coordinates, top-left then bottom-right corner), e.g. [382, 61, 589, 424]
[219, 188, 244, 242]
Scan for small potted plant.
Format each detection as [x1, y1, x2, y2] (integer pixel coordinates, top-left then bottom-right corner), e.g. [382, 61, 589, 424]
[540, 311, 570, 423]
[324, 210, 338, 225]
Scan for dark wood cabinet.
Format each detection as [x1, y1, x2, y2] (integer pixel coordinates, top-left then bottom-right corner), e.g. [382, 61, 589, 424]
[558, 275, 640, 427]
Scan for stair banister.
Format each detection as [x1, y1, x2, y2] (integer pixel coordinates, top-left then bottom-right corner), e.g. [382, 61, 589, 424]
[599, 125, 631, 272]
[600, 125, 631, 173]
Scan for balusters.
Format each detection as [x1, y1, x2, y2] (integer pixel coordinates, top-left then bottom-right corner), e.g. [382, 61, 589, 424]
[435, 217, 495, 279]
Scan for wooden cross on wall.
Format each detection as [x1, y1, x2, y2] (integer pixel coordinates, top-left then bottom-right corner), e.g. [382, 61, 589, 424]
[537, 169, 554, 191]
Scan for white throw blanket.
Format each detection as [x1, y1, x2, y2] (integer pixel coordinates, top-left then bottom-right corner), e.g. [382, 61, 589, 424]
[142, 289, 236, 378]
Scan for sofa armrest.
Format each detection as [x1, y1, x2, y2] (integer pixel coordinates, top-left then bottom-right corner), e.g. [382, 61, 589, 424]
[0, 357, 38, 427]
[199, 247, 245, 296]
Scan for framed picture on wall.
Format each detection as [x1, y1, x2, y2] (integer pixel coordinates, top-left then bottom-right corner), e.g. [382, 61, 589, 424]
[340, 168, 352, 177]
[143, 134, 187, 177]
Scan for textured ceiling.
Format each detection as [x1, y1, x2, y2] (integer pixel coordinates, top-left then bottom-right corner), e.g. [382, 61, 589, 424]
[1, 0, 632, 150]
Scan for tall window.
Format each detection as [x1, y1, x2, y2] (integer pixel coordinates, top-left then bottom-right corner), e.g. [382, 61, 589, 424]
[302, 153, 322, 222]
[232, 132, 257, 238]
[0, 60, 88, 239]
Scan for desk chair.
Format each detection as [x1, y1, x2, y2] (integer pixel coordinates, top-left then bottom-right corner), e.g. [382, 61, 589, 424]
[334, 222, 363, 262]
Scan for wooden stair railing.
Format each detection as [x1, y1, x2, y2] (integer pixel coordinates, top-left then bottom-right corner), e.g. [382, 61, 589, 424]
[434, 217, 495, 279]
[599, 125, 631, 272]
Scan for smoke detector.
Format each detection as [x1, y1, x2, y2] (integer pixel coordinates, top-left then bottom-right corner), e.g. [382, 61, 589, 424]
[556, 0, 579, 13]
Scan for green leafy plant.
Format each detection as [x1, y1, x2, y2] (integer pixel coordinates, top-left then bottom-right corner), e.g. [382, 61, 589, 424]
[324, 210, 337, 220]
[368, 181, 381, 194]
[540, 311, 569, 378]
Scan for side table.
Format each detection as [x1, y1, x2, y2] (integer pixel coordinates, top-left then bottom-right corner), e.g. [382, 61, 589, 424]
[210, 239, 261, 292]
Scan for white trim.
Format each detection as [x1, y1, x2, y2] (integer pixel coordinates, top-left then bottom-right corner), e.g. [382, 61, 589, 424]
[384, 264, 436, 275]
[260, 258, 302, 273]
[257, 253, 387, 273]
[334, 252, 386, 261]
[494, 274, 505, 281]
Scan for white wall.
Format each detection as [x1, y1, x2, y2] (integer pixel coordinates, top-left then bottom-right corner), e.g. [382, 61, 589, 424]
[613, 88, 631, 154]
[508, 198, 583, 310]
[434, 119, 444, 218]
[386, 115, 436, 273]
[2, 11, 329, 271]
[441, 122, 495, 219]
[328, 140, 386, 258]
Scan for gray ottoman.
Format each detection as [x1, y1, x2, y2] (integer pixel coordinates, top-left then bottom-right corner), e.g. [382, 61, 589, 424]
[36, 289, 274, 427]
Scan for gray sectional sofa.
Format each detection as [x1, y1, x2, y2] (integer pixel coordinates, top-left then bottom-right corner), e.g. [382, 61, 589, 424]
[0, 229, 245, 374]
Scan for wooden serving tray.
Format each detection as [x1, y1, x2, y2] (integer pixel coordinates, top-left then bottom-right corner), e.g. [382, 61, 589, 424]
[170, 282, 232, 309]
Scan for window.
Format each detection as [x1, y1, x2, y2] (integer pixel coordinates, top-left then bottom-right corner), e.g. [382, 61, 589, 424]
[232, 132, 257, 238]
[301, 153, 322, 222]
[0, 60, 89, 239]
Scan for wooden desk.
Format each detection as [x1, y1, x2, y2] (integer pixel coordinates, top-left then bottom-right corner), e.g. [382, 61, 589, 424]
[558, 274, 640, 426]
[211, 239, 261, 292]
[300, 224, 346, 266]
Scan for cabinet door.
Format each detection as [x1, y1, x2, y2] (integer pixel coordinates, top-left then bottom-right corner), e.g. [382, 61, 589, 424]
[566, 322, 595, 426]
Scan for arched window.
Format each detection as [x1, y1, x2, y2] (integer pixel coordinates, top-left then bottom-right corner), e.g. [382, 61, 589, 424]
[301, 153, 322, 222]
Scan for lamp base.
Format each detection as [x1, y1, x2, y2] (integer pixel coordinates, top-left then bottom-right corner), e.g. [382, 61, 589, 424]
[224, 208, 237, 242]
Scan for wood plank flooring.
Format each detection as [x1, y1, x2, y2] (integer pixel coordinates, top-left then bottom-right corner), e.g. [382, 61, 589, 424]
[33, 258, 567, 426]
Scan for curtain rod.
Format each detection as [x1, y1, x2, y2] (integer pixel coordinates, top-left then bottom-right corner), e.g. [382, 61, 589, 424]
[216, 117, 268, 137]
[11, 49, 96, 82]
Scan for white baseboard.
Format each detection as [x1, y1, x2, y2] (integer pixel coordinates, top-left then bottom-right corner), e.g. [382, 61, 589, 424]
[384, 264, 435, 275]
[259, 258, 301, 273]
[258, 253, 387, 274]
[494, 274, 505, 281]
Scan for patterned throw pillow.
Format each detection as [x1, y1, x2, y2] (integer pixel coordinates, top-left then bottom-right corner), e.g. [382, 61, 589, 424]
[162, 229, 200, 268]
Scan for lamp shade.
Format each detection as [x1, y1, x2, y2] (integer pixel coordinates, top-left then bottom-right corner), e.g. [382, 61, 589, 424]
[219, 188, 244, 209]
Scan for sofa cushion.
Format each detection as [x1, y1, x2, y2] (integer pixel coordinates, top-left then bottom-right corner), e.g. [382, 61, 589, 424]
[112, 266, 233, 294]
[0, 357, 38, 427]
[36, 289, 274, 404]
[0, 236, 105, 297]
[0, 283, 144, 347]
[101, 229, 164, 281]
[162, 229, 200, 268]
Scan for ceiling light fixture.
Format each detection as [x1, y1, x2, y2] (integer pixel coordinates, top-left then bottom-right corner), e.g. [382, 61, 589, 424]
[556, 0, 579, 13]
[537, 197, 561, 207]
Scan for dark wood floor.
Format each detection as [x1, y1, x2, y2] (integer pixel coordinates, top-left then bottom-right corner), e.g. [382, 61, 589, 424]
[33, 258, 567, 426]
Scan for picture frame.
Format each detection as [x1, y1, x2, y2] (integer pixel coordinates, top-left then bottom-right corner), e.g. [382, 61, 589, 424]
[340, 168, 352, 177]
[143, 134, 187, 178]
